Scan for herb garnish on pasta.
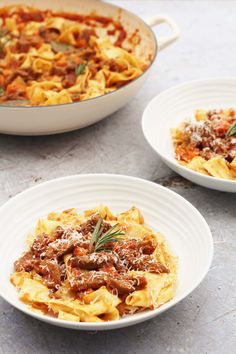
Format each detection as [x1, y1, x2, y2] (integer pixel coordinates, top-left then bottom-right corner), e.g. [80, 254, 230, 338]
[11, 206, 177, 322]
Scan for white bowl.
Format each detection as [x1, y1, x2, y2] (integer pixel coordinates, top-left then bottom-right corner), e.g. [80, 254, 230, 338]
[142, 78, 236, 192]
[0, 174, 213, 330]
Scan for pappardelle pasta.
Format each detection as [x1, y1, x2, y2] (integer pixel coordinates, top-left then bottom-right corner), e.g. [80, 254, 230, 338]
[171, 109, 236, 180]
[11, 206, 177, 322]
[0, 5, 147, 106]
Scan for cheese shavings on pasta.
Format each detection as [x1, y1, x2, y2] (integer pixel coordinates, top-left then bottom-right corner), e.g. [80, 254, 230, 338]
[171, 108, 236, 180]
[11, 205, 177, 322]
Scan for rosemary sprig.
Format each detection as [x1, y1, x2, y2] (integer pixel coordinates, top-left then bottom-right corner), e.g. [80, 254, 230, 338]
[89, 217, 124, 253]
[226, 122, 236, 137]
[88, 217, 103, 253]
[75, 63, 86, 76]
[0, 87, 4, 96]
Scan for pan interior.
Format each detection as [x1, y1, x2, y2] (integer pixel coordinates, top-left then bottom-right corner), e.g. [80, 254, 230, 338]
[1, 0, 157, 66]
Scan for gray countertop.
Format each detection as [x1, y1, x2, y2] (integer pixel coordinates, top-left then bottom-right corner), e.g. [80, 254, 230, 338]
[0, 1, 236, 353]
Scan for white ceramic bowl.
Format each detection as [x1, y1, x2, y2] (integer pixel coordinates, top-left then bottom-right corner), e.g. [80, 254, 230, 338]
[142, 78, 236, 192]
[0, 174, 213, 330]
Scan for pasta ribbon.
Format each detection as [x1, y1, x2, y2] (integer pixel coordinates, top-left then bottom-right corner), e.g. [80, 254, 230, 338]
[11, 204, 177, 323]
[126, 272, 176, 308]
[32, 58, 52, 73]
[0, 5, 147, 105]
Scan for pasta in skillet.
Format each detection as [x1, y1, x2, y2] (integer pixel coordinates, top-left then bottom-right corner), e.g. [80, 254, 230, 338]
[11, 205, 177, 322]
[0, 5, 146, 106]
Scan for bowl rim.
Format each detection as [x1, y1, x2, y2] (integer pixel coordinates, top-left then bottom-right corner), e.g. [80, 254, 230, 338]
[0, 2, 158, 110]
[142, 77, 236, 187]
[0, 173, 213, 330]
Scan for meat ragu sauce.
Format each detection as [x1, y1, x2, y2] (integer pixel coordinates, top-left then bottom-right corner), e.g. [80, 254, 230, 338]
[0, 5, 145, 106]
[14, 215, 169, 302]
[0, 7, 126, 46]
[12, 207, 177, 321]
[175, 109, 236, 162]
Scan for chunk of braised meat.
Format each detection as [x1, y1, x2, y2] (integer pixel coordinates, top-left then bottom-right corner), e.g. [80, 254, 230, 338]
[69, 269, 147, 294]
[31, 233, 52, 257]
[118, 238, 156, 255]
[33, 259, 62, 289]
[107, 274, 147, 294]
[128, 255, 169, 274]
[73, 245, 88, 257]
[51, 61, 76, 76]
[44, 228, 86, 259]
[114, 239, 169, 274]
[116, 301, 128, 316]
[39, 27, 60, 42]
[17, 37, 31, 53]
[69, 270, 107, 291]
[52, 226, 65, 239]
[201, 136, 236, 161]
[68, 252, 119, 270]
[14, 251, 34, 272]
[44, 239, 73, 259]
[5, 68, 36, 86]
[107, 276, 135, 294]
[78, 214, 100, 234]
[5, 88, 26, 101]
[14, 252, 62, 289]
[107, 58, 127, 73]
[62, 72, 76, 88]
[19, 11, 44, 22]
[78, 215, 111, 237]
[76, 48, 96, 61]
[113, 238, 153, 257]
[16, 35, 41, 53]
[30, 227, 64, 257]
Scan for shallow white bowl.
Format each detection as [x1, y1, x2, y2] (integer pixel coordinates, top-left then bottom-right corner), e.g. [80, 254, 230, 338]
[0, 174, 213, 330]
[142, 78, 236, 192]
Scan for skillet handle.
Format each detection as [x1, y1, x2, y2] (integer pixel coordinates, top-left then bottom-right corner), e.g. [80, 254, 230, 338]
[145, 15, 180, 51]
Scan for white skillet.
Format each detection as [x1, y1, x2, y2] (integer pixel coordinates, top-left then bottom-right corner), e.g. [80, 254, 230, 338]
[0, 0, 180, 135]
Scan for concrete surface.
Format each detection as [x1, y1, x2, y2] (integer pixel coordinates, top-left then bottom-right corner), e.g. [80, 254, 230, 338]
[0, 1, 236, 353]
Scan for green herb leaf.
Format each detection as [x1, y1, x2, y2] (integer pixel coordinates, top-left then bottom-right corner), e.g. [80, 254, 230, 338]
[75, 63, 86, 76]
[88, 217, 124, 253]
[226, 122, 236, 137]
[88, 217, 103, 254]
[0, 87, 4, 96]
[0, 27, 8, 38]
[50, 40, 72, 53]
